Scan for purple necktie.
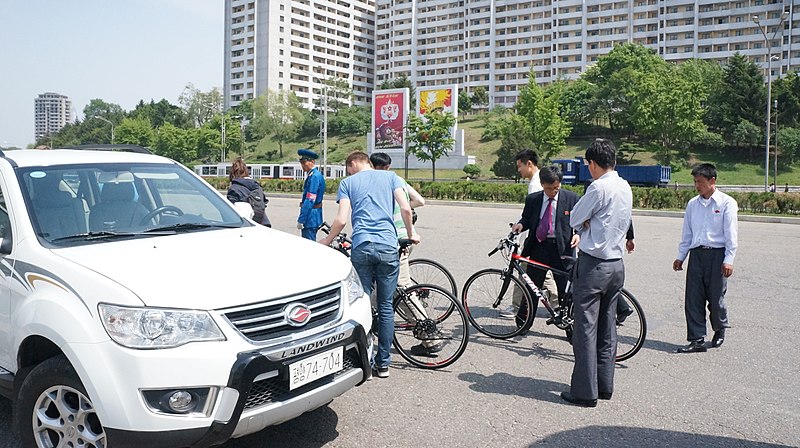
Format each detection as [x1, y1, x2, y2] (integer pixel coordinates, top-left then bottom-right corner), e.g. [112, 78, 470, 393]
[536, 198, 553, 242]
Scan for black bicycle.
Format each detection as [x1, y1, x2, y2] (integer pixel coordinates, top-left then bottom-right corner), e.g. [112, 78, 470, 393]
[461, 231, 646, 362]
[320, 223, 469, 369]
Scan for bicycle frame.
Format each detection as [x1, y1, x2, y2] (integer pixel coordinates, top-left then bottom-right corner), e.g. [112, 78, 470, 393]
[498, 237, 574, 328]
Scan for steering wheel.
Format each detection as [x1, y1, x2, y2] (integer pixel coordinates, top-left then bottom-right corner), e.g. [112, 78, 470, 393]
[140, 205, 184, 225]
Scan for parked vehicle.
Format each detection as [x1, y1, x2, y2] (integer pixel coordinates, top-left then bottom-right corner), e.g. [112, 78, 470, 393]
[552, 156, 671, 187]
[0, 146, 372, 447]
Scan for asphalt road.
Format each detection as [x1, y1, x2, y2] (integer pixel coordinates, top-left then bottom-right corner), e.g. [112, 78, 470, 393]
[2, 196, 798, 447]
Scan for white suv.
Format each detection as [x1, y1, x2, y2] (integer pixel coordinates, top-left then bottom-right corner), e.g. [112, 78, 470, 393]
[0, 147, 372, 447]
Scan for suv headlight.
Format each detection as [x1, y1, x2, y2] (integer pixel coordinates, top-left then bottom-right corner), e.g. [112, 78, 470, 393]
[344, 267, 365, 304]
[98, 304, 225, 349]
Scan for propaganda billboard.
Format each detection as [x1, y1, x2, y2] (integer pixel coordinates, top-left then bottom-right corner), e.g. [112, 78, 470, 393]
[416, 84, 458, 118]
[372, 88, 409, 151]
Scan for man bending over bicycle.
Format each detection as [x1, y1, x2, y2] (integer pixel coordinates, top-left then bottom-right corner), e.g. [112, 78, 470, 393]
[370, 152, 438, 357]
[319, 151, 418, 379]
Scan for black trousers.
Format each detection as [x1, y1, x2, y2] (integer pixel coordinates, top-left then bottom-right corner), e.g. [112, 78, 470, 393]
[685, 247, 729, 341]
[570, 253, 625, 401]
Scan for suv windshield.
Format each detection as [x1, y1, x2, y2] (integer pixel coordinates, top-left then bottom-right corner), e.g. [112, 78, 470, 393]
[18, 162, 245, 245]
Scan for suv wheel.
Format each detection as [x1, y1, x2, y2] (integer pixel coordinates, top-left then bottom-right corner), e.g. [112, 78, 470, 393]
[17, 355, 107, 448]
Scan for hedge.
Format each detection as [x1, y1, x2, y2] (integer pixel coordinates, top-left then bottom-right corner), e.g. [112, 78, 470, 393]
[203, 178, 800, 216]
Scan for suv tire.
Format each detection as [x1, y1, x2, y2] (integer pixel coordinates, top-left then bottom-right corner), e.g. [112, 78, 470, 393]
[17, 355, 107, 448]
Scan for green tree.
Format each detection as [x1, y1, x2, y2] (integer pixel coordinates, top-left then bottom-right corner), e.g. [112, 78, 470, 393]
[471, 86, 488, 111]
[706, 53, 766, 143]
[629, 66, 707, 153]
[773, 72, 800, 128]
[777, 127, 800, 165]
[515, 71, 571, 162]
[328, 105, 370, 136]
[583, 43, 667, 135]
[561, 78, 602, 134]
[84, 99, 125, 124]
[458, 90, 473, 115]
[152, 123, 195, 164]
[115, 117, 155, 147]
[406, 110, 456, 181]
[316, 77, 352, 113]
[491, 113, 533, 179]
[252, 90, 304, 157]
[129, 99, 189, 128]
[379, 75, 416, 109]
[463, 164, 481, 178]
[178, 83, 223, 127]
[731, 119, 761, 153]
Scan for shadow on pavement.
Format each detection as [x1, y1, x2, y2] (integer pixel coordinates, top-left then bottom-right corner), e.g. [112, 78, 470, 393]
[459, 371, 566, 404]
[221, 405, 339, 448]
[527, 426, 794, 448]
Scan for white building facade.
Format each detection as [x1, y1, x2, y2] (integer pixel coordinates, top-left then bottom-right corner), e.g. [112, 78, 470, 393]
[34, 92, 72, 142]
[223, 0, 377, 111]
[375, 0, 800, 109]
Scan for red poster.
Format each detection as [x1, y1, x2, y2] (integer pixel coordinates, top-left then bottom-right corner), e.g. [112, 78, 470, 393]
[372, 90, 407, 150]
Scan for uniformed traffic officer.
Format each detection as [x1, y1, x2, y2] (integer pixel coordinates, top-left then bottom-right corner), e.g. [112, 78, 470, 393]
[297, 149, 325, 240]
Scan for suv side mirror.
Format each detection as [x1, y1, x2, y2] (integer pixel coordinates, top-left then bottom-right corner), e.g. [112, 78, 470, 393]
[232, 201, 254, 220]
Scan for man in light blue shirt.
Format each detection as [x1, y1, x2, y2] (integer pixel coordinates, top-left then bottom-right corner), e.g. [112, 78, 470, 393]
[319, 151, 418, 379]
[673, 163, 738, 353]
[561, 139, 632, 408]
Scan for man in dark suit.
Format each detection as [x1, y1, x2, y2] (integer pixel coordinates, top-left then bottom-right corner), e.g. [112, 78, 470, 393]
[511, 166, 580, 326]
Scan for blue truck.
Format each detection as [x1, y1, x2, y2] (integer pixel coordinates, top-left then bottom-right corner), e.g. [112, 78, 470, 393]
[552, 156, 671, 187]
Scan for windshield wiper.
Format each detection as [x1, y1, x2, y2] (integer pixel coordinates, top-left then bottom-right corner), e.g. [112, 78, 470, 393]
[143, 223, 240, 233]
[51, 231, 139, 242]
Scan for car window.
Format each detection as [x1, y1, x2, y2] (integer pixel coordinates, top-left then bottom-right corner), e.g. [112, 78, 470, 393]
[18, 162, 244, 245]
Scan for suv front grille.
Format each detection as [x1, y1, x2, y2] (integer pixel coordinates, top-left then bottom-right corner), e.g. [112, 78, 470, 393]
[222, 283, 341, 342]
[243, 348, 361, 410]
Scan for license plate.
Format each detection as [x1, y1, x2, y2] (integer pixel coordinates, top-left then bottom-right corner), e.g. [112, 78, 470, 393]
[289, 346, 344, 390]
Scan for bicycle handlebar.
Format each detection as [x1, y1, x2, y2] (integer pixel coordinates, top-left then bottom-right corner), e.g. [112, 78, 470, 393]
[488, 231, 520, 257]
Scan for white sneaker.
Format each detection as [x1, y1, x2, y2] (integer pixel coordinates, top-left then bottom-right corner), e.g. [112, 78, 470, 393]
[498, 305, 517, 318]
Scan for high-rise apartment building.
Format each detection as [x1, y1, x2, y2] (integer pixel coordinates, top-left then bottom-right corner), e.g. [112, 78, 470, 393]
[34, 92, 72, 141]
[376, 0, 800, 109]
[223, 0, 376, 111]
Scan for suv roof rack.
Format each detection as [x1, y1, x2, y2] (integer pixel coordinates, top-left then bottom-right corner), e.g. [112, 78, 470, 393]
[60, 144, 153, 154]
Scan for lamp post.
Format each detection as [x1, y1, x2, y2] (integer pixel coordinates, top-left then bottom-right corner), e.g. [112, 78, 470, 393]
[221, 114, 242, 163]
[93, 115, 115, 144]
[753, 11, 788, 192]
[774, 99, 779, 186]
[298, 68, 328, 177]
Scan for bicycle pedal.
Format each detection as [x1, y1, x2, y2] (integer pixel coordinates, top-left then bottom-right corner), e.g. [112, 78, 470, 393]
[545, 317, 555, 325]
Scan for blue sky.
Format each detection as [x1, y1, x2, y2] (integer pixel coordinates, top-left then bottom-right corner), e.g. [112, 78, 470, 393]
[0, 0, 222, 148]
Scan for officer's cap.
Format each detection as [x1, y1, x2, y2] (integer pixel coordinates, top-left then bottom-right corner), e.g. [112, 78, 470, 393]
[298, 149, 319, 161]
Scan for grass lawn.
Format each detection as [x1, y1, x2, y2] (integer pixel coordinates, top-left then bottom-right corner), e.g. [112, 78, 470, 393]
[222, 112, 799, 185]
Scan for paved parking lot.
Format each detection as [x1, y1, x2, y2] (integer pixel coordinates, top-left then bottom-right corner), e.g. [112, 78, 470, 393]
[2, 196, 798, 447]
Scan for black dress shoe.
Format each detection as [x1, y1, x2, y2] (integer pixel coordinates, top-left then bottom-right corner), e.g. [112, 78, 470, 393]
[711, 329, 726, 348]
[560, 391, 597, 407]
[599, 392, 613, 400]
[616, 307, 634, 325]
[677, 340, 707, 353]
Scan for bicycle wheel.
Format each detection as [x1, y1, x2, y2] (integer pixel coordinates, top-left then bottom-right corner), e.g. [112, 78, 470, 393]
[408, 258, 457, 321]
[409, 258, 458, 297]
[461, 269, 535, 339]
[393, 284, 469, 369]
[615, 288, 646, 362]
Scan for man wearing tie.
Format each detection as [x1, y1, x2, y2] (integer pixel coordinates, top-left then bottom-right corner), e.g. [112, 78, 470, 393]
[511, 166, 580, 328]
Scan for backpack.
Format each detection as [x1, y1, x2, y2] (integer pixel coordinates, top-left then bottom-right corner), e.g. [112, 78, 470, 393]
[247, 185, 270, 227]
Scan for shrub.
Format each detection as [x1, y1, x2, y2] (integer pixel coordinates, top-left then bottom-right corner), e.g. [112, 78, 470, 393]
[463, 164, 482, 178]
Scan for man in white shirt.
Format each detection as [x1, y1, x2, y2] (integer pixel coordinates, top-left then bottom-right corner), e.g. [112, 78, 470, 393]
[562, 139, 632, 408]
[515, 149, 541, 193]
[673, 163, 738, 353]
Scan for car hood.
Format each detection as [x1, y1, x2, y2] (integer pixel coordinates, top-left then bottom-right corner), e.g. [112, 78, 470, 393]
[52, 227, 352, 310]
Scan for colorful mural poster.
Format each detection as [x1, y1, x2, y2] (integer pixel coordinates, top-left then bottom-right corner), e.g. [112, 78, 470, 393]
[372, 88, 408, 151]
[417, 85, 458, 117]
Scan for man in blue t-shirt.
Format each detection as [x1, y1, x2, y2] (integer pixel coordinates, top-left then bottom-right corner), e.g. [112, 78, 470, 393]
[319, 151, 418, 379]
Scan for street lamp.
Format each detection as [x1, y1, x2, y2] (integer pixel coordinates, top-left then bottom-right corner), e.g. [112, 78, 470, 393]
[93, 115, 115, 144]
[753, 11, 789, 192]
[297, 67, 328, 177]
[221, 114, 243, 163]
